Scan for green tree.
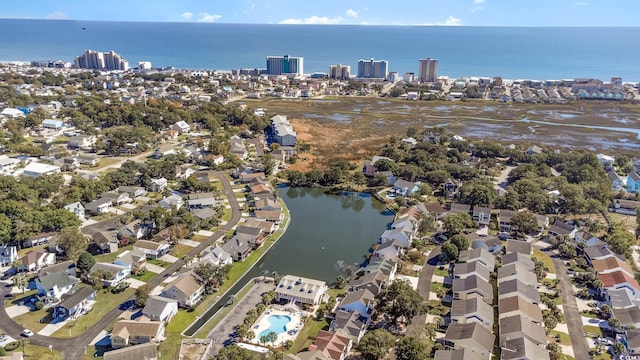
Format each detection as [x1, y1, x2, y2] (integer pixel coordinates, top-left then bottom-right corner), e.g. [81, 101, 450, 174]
[606, 222, 635, 258]
[194, 262, 229, 292]
[443, 212, 474, 237]
[376, 279, 426, 325]
[510, 211, 539, 238]
[76, 252, 96, 277]
[459, 179, 496, 207]
[613, 342, 626, 355]
[441, 242, 460, 262]
[357, 328, 396, 360]
[450, 234, 470, 252]
[12, 274, 27, 294]
[262, 153, 276, 176]
[58, 227, 88, 262]
[418, 214, 436, 236]
[395, 337, 428, 360]
[135, 284, 151, 308]
[544, 315, 558, 332]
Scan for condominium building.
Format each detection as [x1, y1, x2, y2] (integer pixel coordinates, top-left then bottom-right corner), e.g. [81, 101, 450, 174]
[74, 49, 129, 71]
[266, 55, 304, 75]
[329, 64, 351, 80]
[418, 57, 438, 82]
[357, 58, 388, 79]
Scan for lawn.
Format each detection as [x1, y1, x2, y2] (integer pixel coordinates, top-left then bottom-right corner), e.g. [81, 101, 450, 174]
[171, 243, 194, 259]
[81, 345, 99, 360]
[429, 282, 445, 293]
[13, 344, 64, 360]
[550, 330, 572, 345]
[532, 247, 555, 274]
[580, 311, 599, 319]
[556, 355, 576, 360]
[190, 235, 208, 242]
[288, 318, 329, 354]
[133, 270, 156, 282]
[147, 259, 172, 268]
[592, 352, 613, 360]
[433, 268, 449, 277]
[12, 306, 53, 333]
[193, 281, 257, 338]
[583, 325, 603, 337]
[51, 287, 135, 338]
[87, 157, 120, 170]
[94, 245, 133, 263]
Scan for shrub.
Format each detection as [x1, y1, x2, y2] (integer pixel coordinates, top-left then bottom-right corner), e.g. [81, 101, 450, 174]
[34, 301, 44, 310]
[4, 342, 18, 352]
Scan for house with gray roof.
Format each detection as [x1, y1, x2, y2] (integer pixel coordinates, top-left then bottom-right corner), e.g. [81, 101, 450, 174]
[499, 314, 547, 347]
[452, 275, 494, 304]
[501, 252, 535, 271]
[499, 295, 544, 324]
[347, 270, 388, 296]
[337, 289, 375, 318]
[450, 297, 494, 330]
[458, 248, 496, 270]
[613, 306, 640, 329]
[498, 209, 516, 232]
[380, 227, 413, 248]
[360, 258, 397, 281]
[498, 279, 540, 304]
[372, 239, 403, 262]
[54, 286, 96, 320]
[142, 295, 178, 323]
[434, 349, 466, 360]
[85, 197, 112, 214]
[160, 271, 205, 308]
[275, 275, 327, 306]
[454, 261, 491, 282]
[90, 262, 130, 287]
[498, 262, 538, 287]
[330, 310, 369, 344]
[102, 343, 159, 360]
[36, 271, 78, 299]
[501, 337, 550, 360]
[449, 202, 471, 215]
[607, 288, 640, 309]
[221, 235, 252, 262]
[625, 328, 640, 354]
[548, 220, 577, 240]
[443, 322, 495, 360]
[472, 206, 492, 226]
[584, 245, 616, 263]
[198, 245, 232, 267]
[505, 240, 532, 255]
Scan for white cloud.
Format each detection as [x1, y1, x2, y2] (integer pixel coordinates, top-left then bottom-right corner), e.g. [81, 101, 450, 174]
[439, 16, 462, 26]
[576, 1, 588, 5]
[279, 15, 343, 25]
[197, 12, 222, 23]
[181, 12, 193, 20]
[45, 11, 66, 20]
[471, 6, 485, 12]
[345, 9, 359, 19]
[474, 0, 486, 3]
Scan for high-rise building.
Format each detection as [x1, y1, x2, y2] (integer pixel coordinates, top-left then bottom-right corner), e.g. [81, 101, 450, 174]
[138, 61, 152, 70]
[266, 55, 304, 75]
[329, 64, 351, 79]
[357, 58, 388, 79]
[418, 58, 438, 82]
[74, 49, 129, 71]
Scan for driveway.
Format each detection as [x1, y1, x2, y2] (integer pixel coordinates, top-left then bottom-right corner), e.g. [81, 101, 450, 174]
[552, 256, 590, 360]
[144, 263, 166, 274]
[406, 246, 441, 338]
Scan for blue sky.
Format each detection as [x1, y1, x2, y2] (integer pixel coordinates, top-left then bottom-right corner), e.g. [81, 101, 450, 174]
[1, 0, 638, 26]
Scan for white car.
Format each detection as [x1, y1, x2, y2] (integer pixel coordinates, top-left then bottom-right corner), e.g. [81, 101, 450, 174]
[21, 329, 34, 337]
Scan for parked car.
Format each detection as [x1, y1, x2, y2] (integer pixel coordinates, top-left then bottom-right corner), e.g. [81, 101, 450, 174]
[22, 329, 34, 337]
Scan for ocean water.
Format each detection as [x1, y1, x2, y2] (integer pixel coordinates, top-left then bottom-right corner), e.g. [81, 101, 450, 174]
[1, 19, 639, 81]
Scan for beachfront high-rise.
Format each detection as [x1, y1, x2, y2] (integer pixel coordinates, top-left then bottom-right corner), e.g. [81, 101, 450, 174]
[357, 58, 388, 79]
[329, 64, 351, 80]
[74, 49, 129, 71]
[418, 57, 438, 82]
[266, 55, 304, 75]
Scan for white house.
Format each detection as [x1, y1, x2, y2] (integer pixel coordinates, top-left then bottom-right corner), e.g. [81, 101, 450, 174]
[18, 250, 56, 272]
[23, 162, 61, 177]
[142, 295, 179, 323]
[151, 177, 168, 192]
[89, 262, 131, 287]
[275, 275, 328, 306]
[160, 271, 205, 308]
[134, 240, 171, 259]
[42, 119, 64, 129]
[0, 155, 20, 175]
[36, 271, 78, 299]
[64, 202, 86, 220]
[1, 108, 25, 118]
[172, 120, 190, 134]
[0, 245, 18, 266]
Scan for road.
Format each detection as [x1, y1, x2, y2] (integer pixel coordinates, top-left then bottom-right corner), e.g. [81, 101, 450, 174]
[0, 171, 242, 359]
[406, 246, 441, 338]
[552, 256, 590, 360]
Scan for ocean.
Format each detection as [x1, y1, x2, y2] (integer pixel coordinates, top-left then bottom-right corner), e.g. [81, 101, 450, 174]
[1, 19, 639, 81]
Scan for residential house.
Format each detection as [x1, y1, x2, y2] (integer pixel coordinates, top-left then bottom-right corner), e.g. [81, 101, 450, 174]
[118, 186, 148, 199]
[534, 214, 549, 232]
[501, 252, 535, 271]
[434, 349, 467, 360]
[526, 145, 543, 155]
[330, 310, 369, 345]
[198, 245, 232, 267]
[118, 220, 150, 240]
[347, 270, 388, 296]
[18, 250, 56, 273]
[498, 263, 538, 287]
[38, 260, 75, 277]
[172, 120, 190, 134]
[175, 164, 195, 179]
[93, 231, 118, 254]
[221, 235, 252, 262]
[150, 178, 168, 192]
[64, 202, 85, 220]
[186, 192, 216, 211]
[548, 221, 578, 241]
[362, 156, 393, 177]
[275, 275, 328, 306]
[501, 336, 550, 360]
[160, 271, 205, 308]
[443, 323, 495, 360]
[255, 197, 281, 211]
[608, 170, 624, 192]
[85, 198, 112, 214]
[452, 275, 494, 304]
[142, 295, 179, 323]
[236, 225, 265, 248]
[42, 119, 64, 129]
[472, 206, 492, 227]
[444, 179, 462, 199]
[284, 351, 332, 360]
[613, 306, 640, 329]
[627, 171, 640, 193]
[606, 288, 640, 309]
[254, 209, 284, 224]
[423, 202, 447, 220]
[449, 203, 471, 216]
[239, 171, 266, 183]
[454, 261, 491, 282]
[36, 270, 78, 299]
[111, 317, 165, 349]
[392, 179, 419, 197]
[450, 297, 494, 330]
[499, 295, 544, 324]
[0, 155, 19, 175]
[592, 257, 634, 278]
[270, 115, 297, 147]
[499, 314, 547, 347]
[102, 343, 159, 360]
[76, 155, 98, 166]
[251, 184, 273, 198]
[598, 270, 640, 295]
[584, 245, 617, 263]
[312, 330, 352, 360]
[54, 286, 96, 319]
[89, 262, 130, 287]
[359, 258, 397, 282]
[229, 137, 248, 159]
[134, 240, 171, 259]
[337, 289, 375, 318]
[610, 199, 640, 216]
[68, 135, 96, 150]
[380, 227, 413, 248]
[480, 236, 502, 253]
[372, 240, 403, 262]
[498, 279, 540, 304]
[113, 249, 147, 270]
[23, 162, 61, 177]
[505, 240, 532, 255]
[21, 232, 58, 249]
[458, 248, 496, 270]
[575, 231, 603, 247]
[158, 194, 184, 210]
[626, 328, 640, 354]
[152, 144, 176, 159]
[497, 210, 516, 232]
[0, 245, 17, 266]
[101, 191, 132, 206]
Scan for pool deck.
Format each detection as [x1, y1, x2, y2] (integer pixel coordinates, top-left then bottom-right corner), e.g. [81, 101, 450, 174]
[251, 307, 304, 346]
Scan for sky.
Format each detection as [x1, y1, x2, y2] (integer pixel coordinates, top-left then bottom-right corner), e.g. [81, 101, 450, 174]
[1, 0, 638, 27]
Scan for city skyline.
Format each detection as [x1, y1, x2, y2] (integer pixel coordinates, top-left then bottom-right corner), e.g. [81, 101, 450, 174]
[1, 1, 639, 27]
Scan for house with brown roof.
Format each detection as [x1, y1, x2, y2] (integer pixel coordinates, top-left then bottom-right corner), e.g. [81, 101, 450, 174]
[160, 271, 205, 308]
[499, 314, 547, 347]
[592, 257, 634, 278]
[443, 323, 495, 360]
[110, 317, 165, 349]
[423, 202, 446, 220]
[499, 295, 544, 324]
[311, 329, 352, 360]
[449, 203, 471, 216]
[450, 297, 494, 330]
[103, 343, 159, 360]
[452, 275, 494, 304]
[17, 249, 56, 273]
[598, 270, 640, 296]
[254, 209, 284, 224]
[133, 240, 171, 259]
[284, 351, 332, 360]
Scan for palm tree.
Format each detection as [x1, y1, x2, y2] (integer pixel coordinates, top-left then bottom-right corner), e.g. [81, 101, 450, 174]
[266, 331, 278, 346]
[18, 338, 29, 355]
[12, 275, 27, 294]
[272, 271, 280, 284]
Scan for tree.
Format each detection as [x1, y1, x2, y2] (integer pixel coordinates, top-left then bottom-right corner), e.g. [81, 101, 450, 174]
[194, 262, 228, 292]
[613, 342, 626, 355]
[544, 315, 558, 332]
[12, 274, 27, 294]
[262, 153, 276, 176]
[375, 279, 426, 325]
[459, 179, 496, 207]
[58, 227, 88, 262]
[76, 252, 96, 277]
[135, 284, 151, 308]
[510, 211, 538, 238]
[546, 342, 560, 354]
[606, 222, 635, 258]
[394, 337, 428, 360]
[443, 213, 474, 237]
[357, 328, 396, 360]
[441, 242, 460, 262]
[335, 275, 346, 289]
[265, 330, 278, 346]
[450, 234, 470, 252]
[609, 317, 621, 331]
[18, 338, 29, 356]
[418, 214, 436, 236]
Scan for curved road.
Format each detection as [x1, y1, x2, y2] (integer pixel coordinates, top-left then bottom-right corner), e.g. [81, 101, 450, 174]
[0, 171, 242, 359]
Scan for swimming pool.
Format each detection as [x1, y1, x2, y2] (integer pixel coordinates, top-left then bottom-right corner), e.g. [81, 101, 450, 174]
[258, 315, 291, 338]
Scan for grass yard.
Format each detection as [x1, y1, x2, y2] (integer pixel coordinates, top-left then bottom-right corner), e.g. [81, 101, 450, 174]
[556, 355, 576, 360]
[81, 345, 99, 360]
[580, 311, 599, 319]
[51, 287, 135, 338]
[14, 344, 64, 359]
[433, 268, 449, 277]
[193, 281, 257, 338]
[532, 247, 555, 273]
[12, 307, 52, 333]
[94, 245, 133, 263]
[429, 282, 445, 293]
[190, 235, 208, 242]
[147, 259, 172, 268]
[550, 330, 572, 345]
[592, 352, 613, 360]
[288, 318, 329, 354]
[133, 270, 156, 282]
[171, 243, 194, 259]
[87, 157, 120, 170]
[583, 325, 603, 337]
